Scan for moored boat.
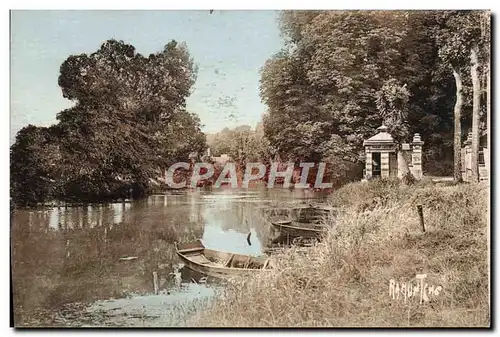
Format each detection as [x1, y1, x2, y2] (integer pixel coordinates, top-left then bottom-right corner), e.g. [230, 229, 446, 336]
[262, 204, 336, 223]
[175, 240, 274, 279]
[271, 220, 328, 240]
[263, 244, 312, 255]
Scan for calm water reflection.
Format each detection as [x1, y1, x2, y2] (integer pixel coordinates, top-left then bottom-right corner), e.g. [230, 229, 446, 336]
[11, 188, 327, 326]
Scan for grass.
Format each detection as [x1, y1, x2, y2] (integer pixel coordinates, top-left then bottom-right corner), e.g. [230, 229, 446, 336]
[190, 179, 490, 327]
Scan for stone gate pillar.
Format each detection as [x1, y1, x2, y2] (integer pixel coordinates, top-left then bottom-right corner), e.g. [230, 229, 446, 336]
[410, 133, 424, 180]
[484, 147, 489, 180]
[365, 149, 373, 179]
[381, 152, 390, 178]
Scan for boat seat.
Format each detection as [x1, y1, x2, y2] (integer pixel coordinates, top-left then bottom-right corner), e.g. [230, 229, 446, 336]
[275, 220, 293, 225]
[243, 256, 252, 268]
[178, 247, 205, 254]
[224, 254, 235, 267]
[190, 254, 212, 265]
[262, 258, 270, 269]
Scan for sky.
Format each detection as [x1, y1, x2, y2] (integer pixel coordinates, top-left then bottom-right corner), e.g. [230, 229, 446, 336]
[10, 10, 284, 143]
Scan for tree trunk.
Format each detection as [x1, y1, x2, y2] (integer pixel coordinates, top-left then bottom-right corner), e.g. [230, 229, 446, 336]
[482, 11, 490, 149]
[470, 45, 480, 182]
[484, 11, 491, 153]
[452, 67, 463, 183]
[487, 60, 490, 148]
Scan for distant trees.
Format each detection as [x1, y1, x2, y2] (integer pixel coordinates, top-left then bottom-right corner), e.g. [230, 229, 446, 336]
[206, 124, 272, 163]
[260, 10, 490, 181]
[11, 39, 206, 207]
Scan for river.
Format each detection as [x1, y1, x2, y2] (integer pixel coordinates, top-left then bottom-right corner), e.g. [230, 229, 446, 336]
[11, 188, 328, 327]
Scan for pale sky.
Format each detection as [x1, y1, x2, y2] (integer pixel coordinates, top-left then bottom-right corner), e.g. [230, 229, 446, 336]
[10, 10, 283, 143]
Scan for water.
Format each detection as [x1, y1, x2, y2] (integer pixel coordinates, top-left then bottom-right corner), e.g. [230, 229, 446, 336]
[10, 188, 327, 327]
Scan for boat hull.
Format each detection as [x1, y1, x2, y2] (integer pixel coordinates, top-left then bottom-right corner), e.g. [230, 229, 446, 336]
[176, 240, 272, 279]
[271, 221, 327, 240]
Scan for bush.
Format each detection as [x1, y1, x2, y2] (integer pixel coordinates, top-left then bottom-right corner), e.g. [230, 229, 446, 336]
[402, 171, 416, 185]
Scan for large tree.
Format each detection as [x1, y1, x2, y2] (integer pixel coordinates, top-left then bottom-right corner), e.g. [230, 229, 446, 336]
[11, 39, 204, 205]
[56, 39, 199, 199]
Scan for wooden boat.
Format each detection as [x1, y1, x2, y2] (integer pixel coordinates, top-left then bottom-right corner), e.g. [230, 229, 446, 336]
[175, 240, 273, 279]
[263, 243, 312, 255]
[271, 220, 328, 240]
[310, 204, 336, 212]
[294, 204, 336, 224]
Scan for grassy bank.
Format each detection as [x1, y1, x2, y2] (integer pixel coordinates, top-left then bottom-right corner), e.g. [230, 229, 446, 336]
[191, 179, 489, 327]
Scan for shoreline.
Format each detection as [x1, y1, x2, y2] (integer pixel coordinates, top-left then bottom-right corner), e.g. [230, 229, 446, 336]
[190, 179, 490, 327]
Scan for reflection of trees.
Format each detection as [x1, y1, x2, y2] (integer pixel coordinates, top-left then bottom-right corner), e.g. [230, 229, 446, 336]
[217, 204, 247, 233]
[247, 206, 274, 248]
[202, 200, 271, 249]
[11, 194, 206, 326]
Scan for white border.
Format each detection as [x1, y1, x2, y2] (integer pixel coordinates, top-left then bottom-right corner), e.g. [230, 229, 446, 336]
[3, 0, 499, 10]
[3, 1, 498, 336]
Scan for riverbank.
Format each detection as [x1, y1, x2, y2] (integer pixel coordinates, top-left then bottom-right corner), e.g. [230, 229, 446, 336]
[12, 189, 325, 327]
[191, 179, 489, 327]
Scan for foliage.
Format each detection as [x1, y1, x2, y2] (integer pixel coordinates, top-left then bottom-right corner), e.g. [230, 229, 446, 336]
[375, 78, 411, 143]
[11, 39, 205, 206]
[159, 109, 207, 165]
[260, 10, 489, 178]
[402, 170, 417, 185]
[206, 124, 272, 163]
[10, 125, 61, 206]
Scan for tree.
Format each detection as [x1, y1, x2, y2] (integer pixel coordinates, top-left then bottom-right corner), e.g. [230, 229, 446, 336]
[482, 12, 491, 153]
[376, 78, 412, 178]
[470, 44, 480, 182]
[375, 78, 411, 143]
[478, 11, 491, 175]
[11, 39, 204, 205]
[56, 39, 200, 199]
[10, 125, 61, 206]
[436, 11, 484, 182]
[451, 67, 464, 182]
[159, 109, 207, 164]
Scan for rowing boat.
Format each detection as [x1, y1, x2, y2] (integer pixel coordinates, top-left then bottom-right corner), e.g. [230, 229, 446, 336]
[175, 240, 273, 279]
[297, 204, 336, 222]
[263, 243, 312, 255]
[263, 204, 336, 224]
[271, 220, 328, 240]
